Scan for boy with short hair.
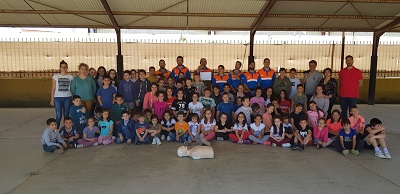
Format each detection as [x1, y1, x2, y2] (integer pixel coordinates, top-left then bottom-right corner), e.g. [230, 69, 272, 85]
[291, 84, 308, 112]
[292, 118, 312, 151]
[223, 83, 235, 104]
[273, 68, 291, 95]
[111, 94, 129, 125]
[333, 118, 365, 155]
[349, 105, 365, 136]
[199, 88, 217, 116]
[41, 118, 67, 154]
[171, 88, 189, 120]
[117, 110, 135, 144]
[143, 109, 153, 123]
[289, 68, 301, 99]
[217, 92, 235, 123]
[69, 95, 87, 133]
[235, 97, 252, 125]
[175, 111, 190, 144]
[363, 118, 391, 159]
[59, 117, 80, 148]
[134, 69, 151, 111]
[184, 78, 197, 102]
[174, 79, 184, 96]
[233, 97, 242, 112]
[96, 75, 117, 109]
[290, 103, 307, 131]
[94, 107, 103, 126]
[192, 73, 204, 96]
[211, 85, 222, 105]
[250, 103, 261, 124]
[134, 113, 150, 144]
[118, 70, 135, 112]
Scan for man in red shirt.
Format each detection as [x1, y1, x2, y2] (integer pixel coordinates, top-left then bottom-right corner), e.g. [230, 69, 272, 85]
[339, 55, 363, 118]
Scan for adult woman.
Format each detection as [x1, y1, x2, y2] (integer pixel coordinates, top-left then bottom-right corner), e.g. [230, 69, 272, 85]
[108, 69, 119, 91]
[50, 60, 74, 128]
[71, 63, 97, 115]
[319, 68, 338, 118]
[143, 83, 159, 110]
[95, 66, 107, 88]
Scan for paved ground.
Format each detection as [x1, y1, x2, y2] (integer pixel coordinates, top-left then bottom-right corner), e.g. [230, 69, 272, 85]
[1, 105, 399, 194]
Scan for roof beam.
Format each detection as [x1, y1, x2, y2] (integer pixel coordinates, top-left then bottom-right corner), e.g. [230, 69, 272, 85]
[376, 17, 400, 35]
[100, 0, 119, 32]
[251, 0, 277, 34]
[279, 0, 400, 3]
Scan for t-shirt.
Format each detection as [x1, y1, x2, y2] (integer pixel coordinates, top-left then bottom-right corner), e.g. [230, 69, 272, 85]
[283, 123, 293, 134]
[199, 96, 216, 110]
[135, 122, 149, 136]
[339, 128, 357, 143]
[250, 97, 265, 111]
[60, 126, 78, 139]
[305, 71, 324, 95]
[270, 125, 285, 137]
[52, 73, 74, 97]
[192, 82, 204, 96]
[96, 86, 117, 109]
[171, 99, 188, 113]
[98, 120, 114, 136]
[298, 126, 312, 138]
[216, 121, 233, 131]
[250, 123, 265, 136]
[290, 111, 307, 130]
[175, 121, 190, 135]
[291, 94, 308, 112]
[307, 110, 324, 128]
[217, 102, 235, 121]
[326, 119, 342, 134]
[161, 119, 176, 128]
[279, 99, 291, 113]
[349, 115, 365, 134]
[200, 118, 216, 131]
[262, 112, 273, 130]
[232, 123, 248, 131]
[188, 102, 204, 117]
[289, 77, 301, 99]
[188, 121, 200, 136]
[339, 66, 363, 98]
[235, 106, 252, 125]
[83, 126, 99, 138]
[153, 101, 168, 120]
[166, 97, 176, 109]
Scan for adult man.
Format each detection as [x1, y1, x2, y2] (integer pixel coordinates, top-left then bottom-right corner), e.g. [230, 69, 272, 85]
[170, 56, 190, 80]
[258, 58, 276, 89]
[212, 65, 230, 93]
[339, 55, 363, 118]
[147, 66, 158, 83]
[302, 60, 323, 100]
[155, 59, 171, 80]
[241, 61, 260, 96]
[196, 58, 212, 73]
[229, 61, 243, 93]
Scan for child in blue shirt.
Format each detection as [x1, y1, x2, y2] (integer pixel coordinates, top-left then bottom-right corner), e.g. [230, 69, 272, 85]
[41, 118, 67, 154]
[117, 110, 135, 144]
[118, 70, 135, 111]
[333, 118, 365, 156]
[69, 95, 87, 133]
[217, 92, 235, 123]
[134, 113, 150, 144]
[96, 75, 117, 109]
[59, 117, 80, 148]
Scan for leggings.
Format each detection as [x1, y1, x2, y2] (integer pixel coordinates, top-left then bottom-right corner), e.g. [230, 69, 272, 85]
[98, 135, 113, 145]
[268, 137, 291, 146]
[203, 131, 216, 141]
[229, 130, 251, 142]
[78, 138, 98, 147]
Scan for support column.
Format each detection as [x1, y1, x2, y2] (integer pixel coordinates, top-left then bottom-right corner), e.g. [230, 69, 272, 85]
[368, 32, 381, 105]
[248, 31, 255, 67]
[340, 32, 345, 70]
[116, 29, 123, 80]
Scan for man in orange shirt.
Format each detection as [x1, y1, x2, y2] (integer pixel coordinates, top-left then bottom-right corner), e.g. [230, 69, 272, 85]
[155, 59, 171, 81]
[241, 62, 261, 96]
[170, 56, 190, 81]
[258, 58, 276, 89]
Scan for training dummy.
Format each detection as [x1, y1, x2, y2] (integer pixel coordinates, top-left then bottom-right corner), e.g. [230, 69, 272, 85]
[177, 145, 214, 159]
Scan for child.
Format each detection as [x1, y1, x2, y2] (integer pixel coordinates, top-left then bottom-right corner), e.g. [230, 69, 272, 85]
[282, 114, 294, 140]
[59, 117, 80, 148]
[153, 91, 169, 120]
[171, 89, 189, 120]
[248, 114, 269, 144]
[96, 75, 117, 109]
[188, 93, 204, 118]
[262, 103, 274, 130]
[271, 99, 282, 117]
[217, 92, 235, 123]
[108, 69, 119, 90]
[273, 67, 291, 95]
[235, 97, 252, 125]
[333, 119, 365, 155]
[184, 78, 197, 102]
[188, 113, 201, 145]
[175, 111, 190, 144]
[291, 84, 308, 112]
[192, 73, 204, 96]
[173, 79, 184, 96]
[313, 118, 333, 148]
[98, 109, 115, 145]
[111, 94, 128, 125]
[223, 84, 235, 104]
[292, 118, 313, 151]
[307, 101, 324, 128]
[77, 117, 99, 148]
[143, 109, 153, 123]
[118, 70, 135, 114]
[250, 103, 262, 123]
[290, 103, 307, 131]
[349, 105, 365, 137]
[278, 90, 291, 114]
[233, 97, 242, 112]
[134, 113, 150, 144]
[199, 88, 216, 116]
[310, 84, 329, 117]
[363, 118, 391, 159]
[200, 109, 216, 143]
[41, 118, 67, 154]
[158, 78, 166, 92]
[211, 85, 222, 105]
[94, 107, 103, 126]
[268, 116, 291, 147]
[288, 68, 301, 99]
[69, 95, 87, 134]
[235, 84, 249, 99]
[214, 113, 233, 141]
[250, 87, 265, 112]
[326, 109, 342, 138]
[148, 114, 162, 145]
[166, 77, 176, 89]
[160, 110, 176, 141]
[229, 112, 250, 144]
[117, 111, 135, 144]
[165, 87, 176, 109]
[133, 69, 151, 111]
[264, 86, 275, 107]
[143, 83, 158, 110]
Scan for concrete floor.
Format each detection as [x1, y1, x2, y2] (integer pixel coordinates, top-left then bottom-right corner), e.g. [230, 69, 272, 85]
[1, 105, 399, 194]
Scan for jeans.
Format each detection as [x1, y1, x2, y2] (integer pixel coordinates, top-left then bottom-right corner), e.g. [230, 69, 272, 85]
[188, 134, 200, 142]
[339, 97, 357, 118]
[134, 134, 150, 144]
[177, 133, 189, 143]
[249, 135, 269, 144]
[42, 144, 60, 153]
[168, 131, 177, 142]
[332, 138, 365, 152]
[54, 96, 72, 128]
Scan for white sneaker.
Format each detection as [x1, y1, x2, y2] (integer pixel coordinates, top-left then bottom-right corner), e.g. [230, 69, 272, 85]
[167, 136, 171, 141]
[76, 144, 84, 149]
[152, 138, 157, 145]
[271, 143, 277, 147]
[282, 143, 291, 148]
[156, 137, 162, 145]
[161, 135, 166, 140]
[384, 151, 392, 159]
[217, 137, 224, 141]
[93, 142, 99, 146]
[375, 151, 386, 159]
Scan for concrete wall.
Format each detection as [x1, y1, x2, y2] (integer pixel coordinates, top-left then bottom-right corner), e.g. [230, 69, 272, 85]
[0, 78, 399, 107]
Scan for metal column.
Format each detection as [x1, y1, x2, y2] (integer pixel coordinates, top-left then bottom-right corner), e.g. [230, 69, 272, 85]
[368, 32, 381, 105]
[248, 31, 255, 67]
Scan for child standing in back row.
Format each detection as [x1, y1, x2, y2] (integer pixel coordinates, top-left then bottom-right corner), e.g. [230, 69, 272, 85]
[96, 75, 117, 110]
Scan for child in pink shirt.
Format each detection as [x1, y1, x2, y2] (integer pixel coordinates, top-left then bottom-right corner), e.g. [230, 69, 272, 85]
[307, 101, 324, 128]
[313, 118, 333, 148]
[349, 105, 365, 135]
[250, 87, 265, 112]
[143, 83, 158, 110]
[152, 91, 168, 120]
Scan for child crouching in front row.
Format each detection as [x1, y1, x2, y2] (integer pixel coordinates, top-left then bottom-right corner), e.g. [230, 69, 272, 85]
[41, 118, 68, 154]
[135, 113, 150, 144]
[149, 114, 162, 145]
[333, 118, 365, 156]
[363, 118, 391, 159]
[313, 118, 333, 149]
[97, 109, 115, 145]
[292, 118, 313, 151]
[77, 117, 99, 148]
[117, 110, 135, 144]
[268, 116, 291, 147]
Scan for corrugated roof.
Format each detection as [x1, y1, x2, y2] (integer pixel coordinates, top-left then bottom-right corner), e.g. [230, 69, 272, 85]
[189, 17, 255, 28]
[189, 0, 265, 14]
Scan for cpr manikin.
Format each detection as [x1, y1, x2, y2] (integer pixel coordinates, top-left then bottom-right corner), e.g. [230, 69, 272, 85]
[177, 145, 214, 159]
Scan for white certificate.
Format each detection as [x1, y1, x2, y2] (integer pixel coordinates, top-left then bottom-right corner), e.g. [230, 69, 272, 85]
[200, 72, 212, 81]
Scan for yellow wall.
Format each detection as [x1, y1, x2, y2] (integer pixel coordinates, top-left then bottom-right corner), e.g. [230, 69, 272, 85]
[0, 78, 399, 107]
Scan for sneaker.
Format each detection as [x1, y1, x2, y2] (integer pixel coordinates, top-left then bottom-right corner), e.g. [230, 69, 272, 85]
[316, 144, 320, 149]
[232, 140, 238, 144]
[375, 151, 386, 159]
[253, 141, 258, 145]
[384, 152, 392, 159]
[152, 138, 157, 145]
[300, 144, 305, 151]
[161, 135, 166, 140]
[200, 134, 211, 146]
[292, 145, 299, 150]
[351, 149, 360, 156]
[76, 144, 84, 149]
[127, 139, 132, 144]
[342, 149, 349, 155]
[93, 142, 99, 146]
[156, 137, 162, 145]
[54, 148, 64, 154]
[217, 137, 224, 141]
[271, 143, 277, 147]
[242, 140, 250, 145]
[112, 136, 116, 142]
[167, 136, 171, 141]
[263, 141, 271, 145]
[282, 143, 291, 148]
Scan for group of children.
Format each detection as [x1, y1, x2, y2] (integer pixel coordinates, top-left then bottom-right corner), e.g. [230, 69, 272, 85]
[42, 67, 392, 159]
